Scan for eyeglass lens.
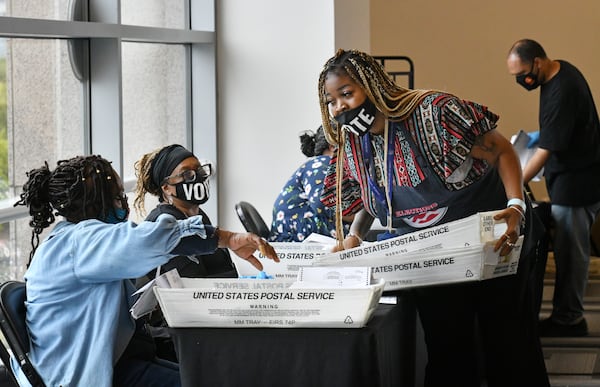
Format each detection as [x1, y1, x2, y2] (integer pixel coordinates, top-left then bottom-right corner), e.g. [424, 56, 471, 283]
[181, 170, 197, 182]
[181, 165, 211, 182]
[200, 163, 212, 177]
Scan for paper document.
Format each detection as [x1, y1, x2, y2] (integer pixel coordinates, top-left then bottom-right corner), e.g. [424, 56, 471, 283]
[292, 266, 372, 288]
[231, 242, 332, 283]
[301, 233, 337, 245]
[130, 268, 183, 319]
[511, 130, 543, 181]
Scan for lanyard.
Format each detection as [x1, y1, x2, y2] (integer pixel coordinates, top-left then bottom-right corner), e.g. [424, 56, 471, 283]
[361, 122, 395, 227]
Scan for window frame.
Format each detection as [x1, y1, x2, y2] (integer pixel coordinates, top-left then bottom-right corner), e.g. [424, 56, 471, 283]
[0, 0, 218, 224]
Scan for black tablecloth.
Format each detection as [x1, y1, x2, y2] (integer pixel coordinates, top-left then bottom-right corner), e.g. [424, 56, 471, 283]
[170, 295, 416, 387]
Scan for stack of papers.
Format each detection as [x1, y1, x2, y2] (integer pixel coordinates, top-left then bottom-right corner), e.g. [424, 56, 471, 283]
[230, 242, 331, 284]
[130, 269, 183, 319]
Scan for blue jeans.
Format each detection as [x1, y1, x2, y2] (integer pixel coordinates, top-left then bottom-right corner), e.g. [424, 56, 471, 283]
[113, 357, 181, 387]
[551, 200, 600, 324]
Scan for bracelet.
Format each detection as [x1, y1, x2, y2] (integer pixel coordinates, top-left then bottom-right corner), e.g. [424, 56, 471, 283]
[507, 198, 526, 214]
[347, 233, 363, 245]
[508, 205, 525, 220]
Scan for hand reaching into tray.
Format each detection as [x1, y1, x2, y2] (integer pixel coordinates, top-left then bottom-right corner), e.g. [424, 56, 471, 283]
[216, 230, 279, 270]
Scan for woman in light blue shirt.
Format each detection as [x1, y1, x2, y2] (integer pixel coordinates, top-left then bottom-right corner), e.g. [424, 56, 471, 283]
[13, 155, 278, 387]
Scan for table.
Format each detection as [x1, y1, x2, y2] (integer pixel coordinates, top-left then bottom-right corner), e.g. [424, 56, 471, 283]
[170, 296, 416, 387]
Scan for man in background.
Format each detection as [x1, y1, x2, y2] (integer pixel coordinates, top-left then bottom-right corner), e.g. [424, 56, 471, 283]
[507, 38, 600, 336]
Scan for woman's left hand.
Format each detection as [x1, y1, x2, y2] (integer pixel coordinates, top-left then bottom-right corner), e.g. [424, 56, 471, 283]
[472, 130, 526, 257]
[492, 207, 523, 256]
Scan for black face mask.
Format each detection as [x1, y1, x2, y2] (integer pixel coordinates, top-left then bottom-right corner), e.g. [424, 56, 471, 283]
[516, 64, 541, 91]
[334, 98, 377, 136]
[174, 177, 210, 205]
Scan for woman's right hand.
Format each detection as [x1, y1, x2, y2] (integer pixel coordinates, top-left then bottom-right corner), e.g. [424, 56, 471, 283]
[332, 209, 373, 252]
[217, 230, 279, 270]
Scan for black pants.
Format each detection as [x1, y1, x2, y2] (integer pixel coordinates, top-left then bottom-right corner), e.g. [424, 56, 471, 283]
[414, 274, 549, 387]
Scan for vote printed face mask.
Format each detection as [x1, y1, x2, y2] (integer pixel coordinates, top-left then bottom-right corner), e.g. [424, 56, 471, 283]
[175, 178, 210, 205]
[516, 64, 541, 91]
[334, 98, 377, 136]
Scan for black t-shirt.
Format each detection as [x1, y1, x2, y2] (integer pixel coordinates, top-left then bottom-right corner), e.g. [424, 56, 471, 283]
[539, 60, 600, 205]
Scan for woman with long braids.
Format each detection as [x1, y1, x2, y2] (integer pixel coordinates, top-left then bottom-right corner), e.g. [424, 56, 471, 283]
[13, 155, 278, 387]
[318, 49, 548, 386]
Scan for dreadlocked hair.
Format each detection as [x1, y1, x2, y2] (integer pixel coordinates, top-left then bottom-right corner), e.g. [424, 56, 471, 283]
[133, 147, 163, 218]
[14, 155, 122, 266]
[318, 49, 436, 146]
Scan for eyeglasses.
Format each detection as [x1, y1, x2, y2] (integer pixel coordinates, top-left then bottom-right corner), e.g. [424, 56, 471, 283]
[164, 163, 213, 184]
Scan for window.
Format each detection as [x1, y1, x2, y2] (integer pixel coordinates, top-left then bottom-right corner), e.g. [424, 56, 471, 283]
[121, 42, 187, 183]
[0, 0, 216, 279]
[3, 0, 72, 21]
[121, 0, 186, 29]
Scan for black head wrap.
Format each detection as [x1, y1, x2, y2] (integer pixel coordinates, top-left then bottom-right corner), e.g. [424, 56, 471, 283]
[150, 144, 195, 187]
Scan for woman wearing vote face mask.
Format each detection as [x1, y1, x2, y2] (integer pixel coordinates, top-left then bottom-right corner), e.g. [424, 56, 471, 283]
[133, 144, 238, 361]
[318, 49, 549, 387]
[135, 145, 234, 278]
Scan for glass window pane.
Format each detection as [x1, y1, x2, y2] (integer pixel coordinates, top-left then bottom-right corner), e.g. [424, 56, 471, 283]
[3, 1, 187, 27]
[7, 38, 84, 189]
[121, 1, 186, 29]
[0, 217, 44, 281]
[0, 38, 84, 279]
[3, 0, 72, 21]
[121, 42, 187, 183]
[0, 40, 7, 202]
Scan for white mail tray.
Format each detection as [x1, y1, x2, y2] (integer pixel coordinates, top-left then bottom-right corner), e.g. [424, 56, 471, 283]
[154, 278, 385, 328]
[313, 210, 523, 291]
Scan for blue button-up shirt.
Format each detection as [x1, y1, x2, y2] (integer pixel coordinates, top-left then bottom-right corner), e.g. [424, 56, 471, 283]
[12, 214, 215, 387]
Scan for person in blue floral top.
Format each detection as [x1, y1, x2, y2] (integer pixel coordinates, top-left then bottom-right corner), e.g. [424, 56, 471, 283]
[269, 126, 349, 242]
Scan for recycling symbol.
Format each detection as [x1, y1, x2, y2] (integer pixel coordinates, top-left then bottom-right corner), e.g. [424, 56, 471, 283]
[465, 269, 474, 278]
[344, 316, 354, 324]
